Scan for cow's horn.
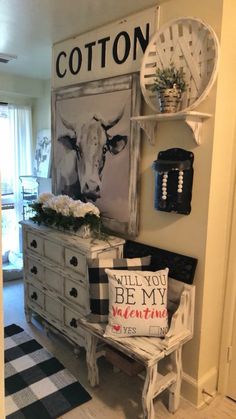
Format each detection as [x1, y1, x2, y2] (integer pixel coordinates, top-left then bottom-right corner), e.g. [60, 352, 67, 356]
[60, 113, 76, 134]
[103, 109, 125, 131]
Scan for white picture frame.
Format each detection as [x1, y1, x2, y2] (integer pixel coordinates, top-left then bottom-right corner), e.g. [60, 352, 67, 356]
[51, 74, 141, 237]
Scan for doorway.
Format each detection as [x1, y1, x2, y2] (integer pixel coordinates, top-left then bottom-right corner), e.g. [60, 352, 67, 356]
[218, 121, 236, 400]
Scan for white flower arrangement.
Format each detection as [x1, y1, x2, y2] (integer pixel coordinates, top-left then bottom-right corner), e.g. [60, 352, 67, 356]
[30, 193, 102, 237]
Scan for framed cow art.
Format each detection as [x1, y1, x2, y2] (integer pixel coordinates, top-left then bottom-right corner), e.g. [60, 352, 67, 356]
[51, 74, 141, 237]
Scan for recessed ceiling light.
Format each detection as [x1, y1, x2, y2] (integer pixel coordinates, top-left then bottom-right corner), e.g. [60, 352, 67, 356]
[0, 53, 17, 64]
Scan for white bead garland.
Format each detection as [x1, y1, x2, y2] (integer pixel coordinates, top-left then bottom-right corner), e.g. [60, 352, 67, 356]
[161, 169, 184, 201]
[162, 172, 168, 200]
[178, 170, 184, 193]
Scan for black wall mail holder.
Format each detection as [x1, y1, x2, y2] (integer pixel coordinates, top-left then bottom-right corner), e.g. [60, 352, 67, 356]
[153, 148, 194, 215]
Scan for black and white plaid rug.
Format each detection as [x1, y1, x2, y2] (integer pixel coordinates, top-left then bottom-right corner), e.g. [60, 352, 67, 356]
[4, 324, 92, 419]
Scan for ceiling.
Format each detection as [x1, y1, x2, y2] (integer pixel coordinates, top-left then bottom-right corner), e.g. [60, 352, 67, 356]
[0, 0, 162, 80]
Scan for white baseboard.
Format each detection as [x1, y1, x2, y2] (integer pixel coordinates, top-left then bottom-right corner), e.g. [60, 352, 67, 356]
[181, 367, 218, 407]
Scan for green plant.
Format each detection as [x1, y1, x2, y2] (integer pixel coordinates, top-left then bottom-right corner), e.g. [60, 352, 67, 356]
[151, 64, 187, 92]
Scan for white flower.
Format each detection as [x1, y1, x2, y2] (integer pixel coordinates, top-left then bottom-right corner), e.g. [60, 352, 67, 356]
[60, 206, 71, 216]
[37, 192, 54, 204]
[40, 194, 100, 219]
[43, 195, 73, 214]
[70, 201, 100, 218]
[83, 202, 100, 217]
[42, 197, 57, 211]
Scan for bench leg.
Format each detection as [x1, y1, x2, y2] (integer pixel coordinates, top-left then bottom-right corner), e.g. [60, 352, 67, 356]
[142, 364, 157, 419]
[169, 346, 183, 413]
[85, 333, 99, 387]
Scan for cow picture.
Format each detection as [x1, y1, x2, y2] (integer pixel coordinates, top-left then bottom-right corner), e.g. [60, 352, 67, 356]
[57, 108, 128, 203]
[33, 129, 51, 177]
[52, 75, 141, 237]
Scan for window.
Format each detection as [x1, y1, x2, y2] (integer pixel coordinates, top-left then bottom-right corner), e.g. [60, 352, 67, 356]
[0, 105, 14, 200]
[1, 103, 33, 267]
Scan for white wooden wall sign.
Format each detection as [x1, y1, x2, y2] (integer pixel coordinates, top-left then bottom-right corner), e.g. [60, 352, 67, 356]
[140, 17, 219, 113]
[52, 6, 159, 89]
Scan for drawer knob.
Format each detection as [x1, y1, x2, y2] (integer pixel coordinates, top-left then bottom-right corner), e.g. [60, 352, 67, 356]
[70, 318, 77, 328]
[70, 256, 78, 267]
[30, 239, 37, 249]
[31, 266, 38, 275]
[69, 287, 78, 298]
[31, 291, 38, 300]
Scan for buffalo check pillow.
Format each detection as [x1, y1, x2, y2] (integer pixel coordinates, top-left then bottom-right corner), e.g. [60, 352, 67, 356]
[104, 268, 169, 338]
[87, 256, 151, 322]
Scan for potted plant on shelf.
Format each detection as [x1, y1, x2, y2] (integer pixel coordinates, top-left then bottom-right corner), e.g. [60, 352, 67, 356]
[150, 63, 187, 113]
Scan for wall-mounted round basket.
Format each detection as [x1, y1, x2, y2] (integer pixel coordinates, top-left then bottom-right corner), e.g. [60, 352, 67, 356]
[140, 17, 219, 113]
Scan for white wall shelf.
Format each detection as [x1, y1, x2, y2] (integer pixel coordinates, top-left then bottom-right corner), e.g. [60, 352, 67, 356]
[131, 111, 212, 146]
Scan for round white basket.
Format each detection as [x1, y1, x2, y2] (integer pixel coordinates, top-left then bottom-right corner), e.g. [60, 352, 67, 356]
[140, 17, 219, 113]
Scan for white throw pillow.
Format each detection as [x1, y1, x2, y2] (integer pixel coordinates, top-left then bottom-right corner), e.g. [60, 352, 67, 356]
[104, 268, 169, 338]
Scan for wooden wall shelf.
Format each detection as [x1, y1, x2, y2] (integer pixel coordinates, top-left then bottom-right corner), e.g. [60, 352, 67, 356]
[131, 111, 211, 146]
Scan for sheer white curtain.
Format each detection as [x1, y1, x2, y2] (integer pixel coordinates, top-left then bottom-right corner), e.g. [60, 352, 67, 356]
[8, 104, 33, 253]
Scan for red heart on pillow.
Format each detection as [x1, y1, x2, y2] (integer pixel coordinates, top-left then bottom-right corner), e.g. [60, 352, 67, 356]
[113, 324, 121, 332]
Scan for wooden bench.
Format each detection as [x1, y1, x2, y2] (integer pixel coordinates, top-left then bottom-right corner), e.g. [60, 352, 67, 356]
[78, 242, 197, 419]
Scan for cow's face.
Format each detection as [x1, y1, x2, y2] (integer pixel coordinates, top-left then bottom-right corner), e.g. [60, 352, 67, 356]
[77, 119, 107, 200]
[58, 113, 128, 202]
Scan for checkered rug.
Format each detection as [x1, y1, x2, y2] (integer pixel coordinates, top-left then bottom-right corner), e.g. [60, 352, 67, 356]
[4, 324, 92, 418]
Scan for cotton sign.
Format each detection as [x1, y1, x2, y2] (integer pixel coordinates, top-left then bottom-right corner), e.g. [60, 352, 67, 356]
[52, 6, 159, 88]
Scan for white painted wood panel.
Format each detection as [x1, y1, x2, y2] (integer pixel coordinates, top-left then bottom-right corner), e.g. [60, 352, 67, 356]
[44, 240, 64, 264]
[44, 268, 63, 294]
[44, 295, 62, 321]
[140, 17, 219, 113]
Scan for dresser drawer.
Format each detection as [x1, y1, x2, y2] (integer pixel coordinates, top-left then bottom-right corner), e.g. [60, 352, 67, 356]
[64, 307, 85, 336]
[27, 232, 44, 255]
[65, 248, 86, 275]
[64, 278, 88, 311]
[45, 268, 63, 294]
[44, 240, 64, 265]
[26, 258, 44, 282]
[45, 295, 62, 321]
[28, 284, 44, 309]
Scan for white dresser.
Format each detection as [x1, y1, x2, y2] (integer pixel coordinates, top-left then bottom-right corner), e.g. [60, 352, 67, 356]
[21, 221, 125, 349]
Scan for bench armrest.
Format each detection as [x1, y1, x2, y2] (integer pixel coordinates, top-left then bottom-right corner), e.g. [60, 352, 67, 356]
[163, 284, 195, 348]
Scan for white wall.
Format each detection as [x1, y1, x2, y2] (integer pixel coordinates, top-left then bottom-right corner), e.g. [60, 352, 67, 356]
[32, 79, 51, 150]
[0, 71, 45, 99]
[0, 73, 51, 156]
